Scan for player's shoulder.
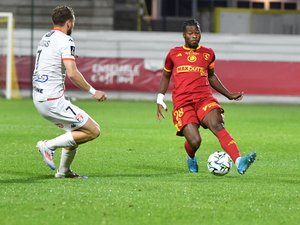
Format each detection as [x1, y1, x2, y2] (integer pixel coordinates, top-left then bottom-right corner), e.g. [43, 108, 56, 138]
[198, 45, 215, 62]
[58, 32, 74, 43]
[48, 30, 74, 43]
[169, 46, 184, 52]
[167, 46, 185, 57]
[198, 45, 214, 54]
[65, 34, 74, 43]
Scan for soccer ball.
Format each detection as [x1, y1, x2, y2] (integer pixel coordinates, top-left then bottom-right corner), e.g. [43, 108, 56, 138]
[207, 151, 232, 176]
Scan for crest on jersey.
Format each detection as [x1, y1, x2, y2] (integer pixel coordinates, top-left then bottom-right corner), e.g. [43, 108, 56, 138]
[203, 53, 210, 61]
[70, 46, 75, 56]
[187, 55, 197, 62]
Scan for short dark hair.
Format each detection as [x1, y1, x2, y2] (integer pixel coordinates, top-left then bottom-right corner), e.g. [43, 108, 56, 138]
[182, 19, 201, 32]
[52, 6, 74, 26]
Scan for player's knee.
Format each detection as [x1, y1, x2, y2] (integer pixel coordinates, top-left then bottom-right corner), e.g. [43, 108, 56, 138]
[65, 146, 77, 151]
[189, 137, 201, 151]
[89, 125, 100, 140]
[209, 118, 224, 134]
[93, 126, 101, 139]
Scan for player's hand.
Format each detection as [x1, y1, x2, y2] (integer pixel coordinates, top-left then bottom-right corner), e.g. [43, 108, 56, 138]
[228, 92, 243, 101]
[93, 90, 107, 102]
[156, 93, 167, 120]
[157, 104, 168, 120]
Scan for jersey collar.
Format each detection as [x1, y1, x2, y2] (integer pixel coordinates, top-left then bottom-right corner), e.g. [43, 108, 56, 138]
[52, 27, 63, 32]
[182, 45, 201, 51]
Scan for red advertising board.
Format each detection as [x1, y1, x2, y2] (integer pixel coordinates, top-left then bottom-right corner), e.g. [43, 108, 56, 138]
[13, 56, 300, 96]
[69, 57, 163, 92]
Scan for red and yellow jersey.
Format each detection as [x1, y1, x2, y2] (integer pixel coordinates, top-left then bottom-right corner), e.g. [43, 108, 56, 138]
[164, 45, 215, 109]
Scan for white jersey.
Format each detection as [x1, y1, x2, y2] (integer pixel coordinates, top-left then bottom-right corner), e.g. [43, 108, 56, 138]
[32, 28, 75, 101]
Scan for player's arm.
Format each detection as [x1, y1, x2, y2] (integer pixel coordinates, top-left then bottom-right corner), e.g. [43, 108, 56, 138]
[63, 59, 107, 101]
[156, 69, 171, 120]
[208, 68, 243, 101]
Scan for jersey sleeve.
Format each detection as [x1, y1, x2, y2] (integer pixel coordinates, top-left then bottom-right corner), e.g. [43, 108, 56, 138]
[61, 37, 75, 61]
[163, 51, 173, 73]
[208, 49, 216, 69]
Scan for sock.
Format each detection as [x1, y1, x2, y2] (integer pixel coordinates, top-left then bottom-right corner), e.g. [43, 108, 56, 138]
[45, 132, 77, 150]
[58, 148, 77, 173]
[235, 157, 241, 166]
[216, 128, 240, 163]
[184, 141, 196, 158]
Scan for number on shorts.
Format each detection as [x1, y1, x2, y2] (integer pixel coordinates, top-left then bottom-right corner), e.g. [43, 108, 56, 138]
[66, 106, 76, 115]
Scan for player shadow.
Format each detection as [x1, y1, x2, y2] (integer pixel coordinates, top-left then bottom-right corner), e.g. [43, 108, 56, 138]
[88, 164, 187, 178]
[0, 170, 53, 184]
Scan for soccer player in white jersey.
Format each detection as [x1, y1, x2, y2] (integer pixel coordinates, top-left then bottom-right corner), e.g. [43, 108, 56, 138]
[32, 6, 107, 178]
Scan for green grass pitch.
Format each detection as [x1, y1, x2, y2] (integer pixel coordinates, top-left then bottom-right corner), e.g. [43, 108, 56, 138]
[0, 98, 300, 225]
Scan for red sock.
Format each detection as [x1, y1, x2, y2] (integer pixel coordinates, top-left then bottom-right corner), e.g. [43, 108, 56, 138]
[216, 128, 240, 163]
[184, 141, 196, 158]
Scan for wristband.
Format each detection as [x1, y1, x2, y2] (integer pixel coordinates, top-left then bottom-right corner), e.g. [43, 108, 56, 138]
[156, 93, 167, 110]
[88, 86, 96, 96]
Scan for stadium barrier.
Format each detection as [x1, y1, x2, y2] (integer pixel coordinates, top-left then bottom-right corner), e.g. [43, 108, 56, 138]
[12, 29, 300, 103]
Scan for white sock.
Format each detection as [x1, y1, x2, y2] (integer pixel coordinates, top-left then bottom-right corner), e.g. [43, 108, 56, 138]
[45, 132, 77, 150]
[59, 148, 77, 173]
[235, 157, 241, 166]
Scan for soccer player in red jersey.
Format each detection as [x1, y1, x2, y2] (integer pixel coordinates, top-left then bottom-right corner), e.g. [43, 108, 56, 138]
[156, 19, 256, 174]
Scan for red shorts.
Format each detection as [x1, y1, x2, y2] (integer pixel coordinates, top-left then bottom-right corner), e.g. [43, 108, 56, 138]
[172, 96, 223, 136]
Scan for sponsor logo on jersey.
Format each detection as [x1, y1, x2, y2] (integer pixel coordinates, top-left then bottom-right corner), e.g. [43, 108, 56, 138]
[33, 86, 43, 93]
[185, 50, 199, 55]
[176, 53, 182, 57]
[33, 74, 49, 83]
[176, 65, 207, 75]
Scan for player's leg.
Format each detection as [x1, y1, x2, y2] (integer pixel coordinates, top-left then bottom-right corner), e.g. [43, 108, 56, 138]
[54, 118, 99, 178]
[55, 146, 87, 179]
[42, 117, 100, 176]
[202, 108, 241, 162]
[35, 97, 100, 172]
[182, 123, 201, 173]
[70, 118, 100, 145]
[34, 100, 64, 170]
[58, 146, 77, 174]
[47, 95, 100, 146]
[45, 117, 100, 148]
[36, 140, 56, 170]
[172, 106, 200, 173]
[182, 123, 201, 157]
[202, 108, 256, 174]
[55, 146, 77, 177]
[48, 118, 99, 178]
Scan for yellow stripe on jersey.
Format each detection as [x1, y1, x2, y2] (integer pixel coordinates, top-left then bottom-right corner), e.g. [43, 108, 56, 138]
[164, 67, 172, 72]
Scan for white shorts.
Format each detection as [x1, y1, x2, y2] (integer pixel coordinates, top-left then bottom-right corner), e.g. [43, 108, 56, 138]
[33, 96, 94, 131]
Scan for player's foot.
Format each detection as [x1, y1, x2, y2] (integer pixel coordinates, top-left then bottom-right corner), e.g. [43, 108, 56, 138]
[55, 170, 88, 179]
[36, 140, 55, 170]
[237, 152, 256, 175]
[187, 156, 198, 173]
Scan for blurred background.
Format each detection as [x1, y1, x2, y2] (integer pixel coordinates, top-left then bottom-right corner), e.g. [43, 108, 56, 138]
[1, 0, 300, 102]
